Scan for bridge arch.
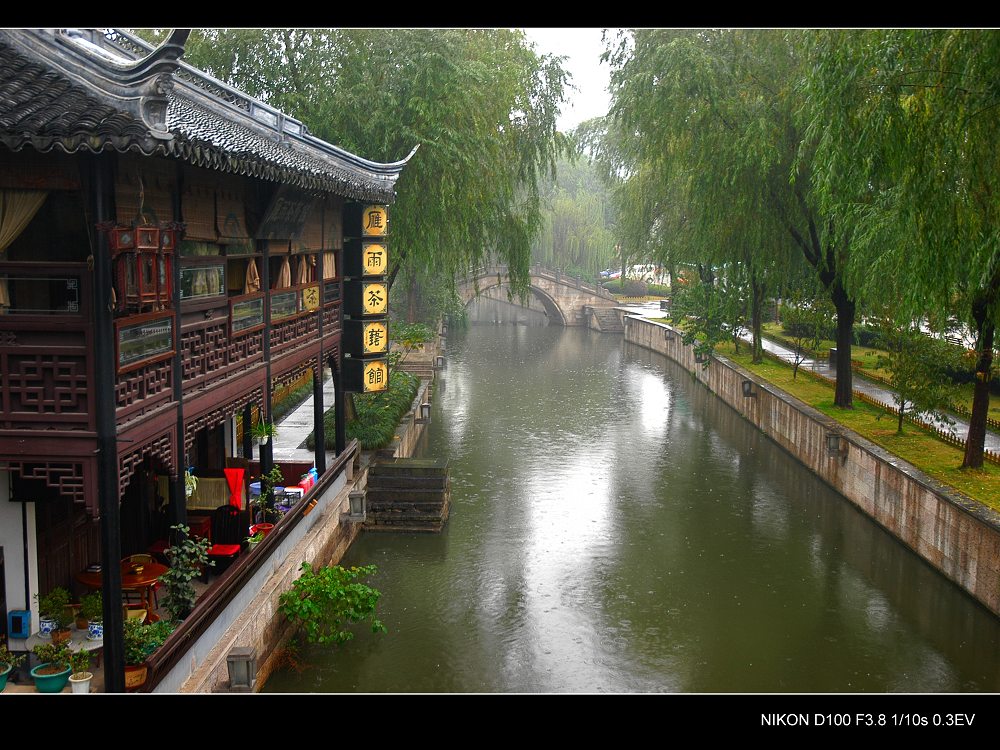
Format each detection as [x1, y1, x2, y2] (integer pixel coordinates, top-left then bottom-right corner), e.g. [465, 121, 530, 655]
[456, 265, 617, 327]
[462, 277, 567, 326]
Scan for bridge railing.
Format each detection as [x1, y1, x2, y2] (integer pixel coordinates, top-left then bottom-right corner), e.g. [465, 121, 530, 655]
[463, 264, 615, 301]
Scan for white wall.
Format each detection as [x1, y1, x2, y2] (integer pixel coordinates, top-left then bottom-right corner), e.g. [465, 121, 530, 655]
[0, 470, 39, 647]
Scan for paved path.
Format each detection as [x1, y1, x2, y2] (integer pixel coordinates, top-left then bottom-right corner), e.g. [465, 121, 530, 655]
[270, 372, 336, 465]
[619, 301, 1000, 452]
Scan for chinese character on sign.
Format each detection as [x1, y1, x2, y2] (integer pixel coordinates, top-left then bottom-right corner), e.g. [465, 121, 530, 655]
[362, 205, 387, 236]
[367, 327, 383, 348]
[366, 248, 383, 268]
[367, 288, 384, 308]
[367, 366, 384, 385]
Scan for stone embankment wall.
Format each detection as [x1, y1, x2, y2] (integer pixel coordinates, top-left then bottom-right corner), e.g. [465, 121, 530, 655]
[624, 315, 1000, 617]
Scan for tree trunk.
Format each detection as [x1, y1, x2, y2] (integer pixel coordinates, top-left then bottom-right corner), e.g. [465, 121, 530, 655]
[963, 313, 994, 469]
[750, 275, 763, 364]
[831, 280, 855, 408]
[897, 401, 905, 434]
[406, 275, 418, 323]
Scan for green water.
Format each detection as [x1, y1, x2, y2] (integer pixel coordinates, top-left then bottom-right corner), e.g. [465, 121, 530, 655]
[265, 324, 1000, 692]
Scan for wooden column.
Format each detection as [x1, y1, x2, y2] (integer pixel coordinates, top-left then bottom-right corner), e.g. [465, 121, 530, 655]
[82, 152, 125, 693]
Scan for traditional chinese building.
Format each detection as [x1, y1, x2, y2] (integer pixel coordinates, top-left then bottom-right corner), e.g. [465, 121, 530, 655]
[0, 28, 410, 690]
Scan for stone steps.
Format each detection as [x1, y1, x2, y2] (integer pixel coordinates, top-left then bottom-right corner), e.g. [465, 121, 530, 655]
[592, 307, 624, 333]
[363, 457, 450, 533]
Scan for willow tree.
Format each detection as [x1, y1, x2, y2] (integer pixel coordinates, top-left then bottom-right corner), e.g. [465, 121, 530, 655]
[805, 29, 1000, 467]
[602, 30, 856, 397]
[146, 29, 569, 306]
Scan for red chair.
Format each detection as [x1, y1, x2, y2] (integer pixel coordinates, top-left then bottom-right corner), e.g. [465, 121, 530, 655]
[204, 505, 243, 581]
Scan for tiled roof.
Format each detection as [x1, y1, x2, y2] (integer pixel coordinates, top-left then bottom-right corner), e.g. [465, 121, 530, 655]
[0, 29, 413, 203]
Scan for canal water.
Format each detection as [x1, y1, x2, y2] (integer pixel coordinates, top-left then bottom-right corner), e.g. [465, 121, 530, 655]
[265, 323, 1000, 692]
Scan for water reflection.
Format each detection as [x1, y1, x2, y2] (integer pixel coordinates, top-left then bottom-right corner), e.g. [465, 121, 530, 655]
[265, 325, 1000, 693]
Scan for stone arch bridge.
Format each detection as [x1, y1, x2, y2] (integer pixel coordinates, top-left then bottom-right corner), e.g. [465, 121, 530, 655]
[456, 265, 622, 330]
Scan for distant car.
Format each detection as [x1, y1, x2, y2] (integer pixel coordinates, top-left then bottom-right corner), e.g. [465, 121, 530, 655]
[599, 269, 612, 279]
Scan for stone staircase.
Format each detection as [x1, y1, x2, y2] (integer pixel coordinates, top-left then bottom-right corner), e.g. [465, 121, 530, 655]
[592, 307, 624, 333]
[364, 458, 450, 533]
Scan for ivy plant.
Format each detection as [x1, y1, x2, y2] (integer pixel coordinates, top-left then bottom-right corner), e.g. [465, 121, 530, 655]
[278, 562, 386, 646]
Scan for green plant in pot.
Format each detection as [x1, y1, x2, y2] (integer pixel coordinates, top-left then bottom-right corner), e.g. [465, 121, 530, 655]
[36, 587, 73, 642]
[0, 644, 25, 692]
[158, 524, 212, 622]
[251, 420, 277, 446]
[123, 618, 176, 691]
[68, 650, 93, 694]
[80, 591, 103, 640]
[253, 464, 285, 525]
[184, 467, 199, 498]
[246, 530, 265, 550]
[31, 641, 72, 692]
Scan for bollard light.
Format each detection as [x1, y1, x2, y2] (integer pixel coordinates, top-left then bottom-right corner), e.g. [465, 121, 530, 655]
[419, 402, 431, 422]
[435, 355, 446, 369]
[741, 379, 755, 398]
[226, 646, 256, 692]
[348, 490, 366, 521]
[825, 432, 840, 456]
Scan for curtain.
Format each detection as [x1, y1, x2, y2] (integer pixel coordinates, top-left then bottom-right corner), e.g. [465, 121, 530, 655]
[322, 251, 336, 279]
[276, 255, 291, 289]
[244, 258, 260, 294]
[0, 190, 48, 311]
[295, 255, 311, 285]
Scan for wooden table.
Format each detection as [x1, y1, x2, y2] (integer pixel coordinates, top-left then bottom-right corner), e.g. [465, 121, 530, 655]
[75, 561, 169, 620]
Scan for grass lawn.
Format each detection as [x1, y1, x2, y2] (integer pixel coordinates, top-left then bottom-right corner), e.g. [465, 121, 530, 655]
[761, 322, 1000, 422]
[716, 341, 1000, 512]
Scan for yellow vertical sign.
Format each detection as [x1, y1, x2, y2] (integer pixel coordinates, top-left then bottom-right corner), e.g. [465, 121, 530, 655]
[362, 205, 388, 237]
[362, 321, 388, 354]
[362, 243, 387, 275]
[363, 360, 388, 392]
[302, 285, 320, 311]
[363, 282, 388, 315]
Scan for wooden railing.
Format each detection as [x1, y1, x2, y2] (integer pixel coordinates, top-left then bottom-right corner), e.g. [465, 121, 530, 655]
[144, 440, 359, 691]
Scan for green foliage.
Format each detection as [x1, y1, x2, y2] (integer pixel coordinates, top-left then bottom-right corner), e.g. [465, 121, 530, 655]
[279, 562, 386, 646]
[255, 465, 286, 522]
[69, 650, 91, 675]
[780, 292, 836, 378]
[622, 279, 649, 297]
[159, 524, 212, 621]
[80, 591, 102, 622]
[672, 275, 735, 366]
[873, 318, 961, 434]
[36, 587, 72, 629]
[32, 642, 72, 670]
[308, 371, 419, 451]
[271, 380, 315, 424]
[123, 618, 176, 665]
[0, 644, 25, 670]
[531, 155, 617, 278]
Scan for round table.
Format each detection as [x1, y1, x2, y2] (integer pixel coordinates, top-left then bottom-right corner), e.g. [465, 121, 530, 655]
[25, 627, 104, 666]
[75, 561, 169, 620]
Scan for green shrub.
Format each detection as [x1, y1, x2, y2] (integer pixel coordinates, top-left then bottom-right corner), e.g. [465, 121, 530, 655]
[623, 278, 649, 296]
[307, 370, 420, 451]
[278, 562, 386, 646]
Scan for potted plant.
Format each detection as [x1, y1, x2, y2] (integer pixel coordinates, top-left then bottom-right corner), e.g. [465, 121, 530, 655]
[36, 587, 73, 643]
[68, 650, 92, 694]
[184, 467, 199, 498]
[251, 420, 277, 446]
[0, 645, 25, 692]
[123, 618, 176, 690]
[246, 530, 265, 551]
[30, 642, 72, 692]
[158, 524, 212, 622]
[252, 464, 285, 527]
[80, 591, 103, 640]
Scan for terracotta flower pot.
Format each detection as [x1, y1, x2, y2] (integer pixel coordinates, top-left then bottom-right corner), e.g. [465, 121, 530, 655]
[124, 663, 148, 691]
[51, 627, 72, 646]
[250, 523, 274, 538]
